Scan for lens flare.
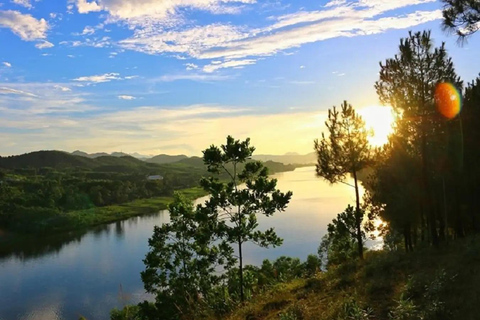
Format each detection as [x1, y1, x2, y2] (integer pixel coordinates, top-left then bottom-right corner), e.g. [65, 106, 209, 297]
[435, 82, 462, 119]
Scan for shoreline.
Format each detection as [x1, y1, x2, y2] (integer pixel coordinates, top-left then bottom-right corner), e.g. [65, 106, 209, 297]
[0, 187, 207, 243]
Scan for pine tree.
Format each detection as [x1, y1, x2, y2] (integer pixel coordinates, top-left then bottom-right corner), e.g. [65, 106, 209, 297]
[314, 101, 372, 259]
[375, 30, 462, 246]
[201, 136, 292, 302]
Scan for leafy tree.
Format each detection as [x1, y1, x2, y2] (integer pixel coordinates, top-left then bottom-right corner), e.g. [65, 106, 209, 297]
[442, 0, 480, 41]
[201, 136, 292, 302]
[141, 193, 222, 319]
[314, 101, 372, 259]
[375, 30, 462, 246]
[319, 205, 365, 267]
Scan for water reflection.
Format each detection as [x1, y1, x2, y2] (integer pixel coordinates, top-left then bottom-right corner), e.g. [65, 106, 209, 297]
[0, 166, 376, 320]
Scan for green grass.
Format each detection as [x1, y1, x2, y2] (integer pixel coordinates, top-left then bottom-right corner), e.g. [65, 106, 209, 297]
[224, 237, 480, 320]
[60, 187, 207, 231]
[38, 187, 208, 234]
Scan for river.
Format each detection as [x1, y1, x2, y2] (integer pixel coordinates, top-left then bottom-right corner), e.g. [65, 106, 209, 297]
[0, 166, 378, 320]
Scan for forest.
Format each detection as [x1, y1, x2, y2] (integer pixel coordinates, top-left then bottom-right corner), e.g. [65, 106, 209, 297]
[0, 151, 296, 234]
[108, 1, 480, 319]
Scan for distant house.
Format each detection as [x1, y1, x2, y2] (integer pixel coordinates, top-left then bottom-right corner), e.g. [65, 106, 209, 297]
[147, 175, 164, 181]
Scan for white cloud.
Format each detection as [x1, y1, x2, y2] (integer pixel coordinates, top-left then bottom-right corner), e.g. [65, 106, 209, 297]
[185, 63, 198, 70]
[2, 62, 11, 67]
[203, 59, 256, 73]
[11, 0, 32, 9]
[35, 41, 54, 49]
[0, 10, 49, 42]
[60, 36, 111, 48]
[155, 73, 231, 82]
[54, 85, 72, 92]
[81, 26, 95, 35]
[76, 0, 102, 14]
[0, 86, 37, 97]
[116, 0, 440, 71]
[73, 72, 122, 83]
[0, 82, 94, 115]
[74, 0, 255, 21]
[119, 24, 247, 56]
[72, 73, 138, 83]
[118, 95, 135, 100]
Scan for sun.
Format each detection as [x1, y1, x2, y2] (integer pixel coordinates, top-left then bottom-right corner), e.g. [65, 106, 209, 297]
[357, 105, 395, 147]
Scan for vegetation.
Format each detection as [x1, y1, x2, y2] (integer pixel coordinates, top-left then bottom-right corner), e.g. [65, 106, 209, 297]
[133, 136, 293, 319]
[373, 30, 467, 248]
[314, 101, 372, 259]
[442, 0, 480, 41]
[224, 237, 480, 320]
[103, 27, 480, 320]
[201, 136, 292, 302]
[0, 150, 295, 234]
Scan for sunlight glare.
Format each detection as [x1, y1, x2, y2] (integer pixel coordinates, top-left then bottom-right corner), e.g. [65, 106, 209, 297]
[358, 105, 395, 146]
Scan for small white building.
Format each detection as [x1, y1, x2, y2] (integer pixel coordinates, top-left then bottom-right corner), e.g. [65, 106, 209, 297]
[147, 175, 164, 181]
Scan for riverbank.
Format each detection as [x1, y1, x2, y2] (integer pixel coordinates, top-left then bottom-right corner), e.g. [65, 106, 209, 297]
[56, 187, 208, 233]
[0, 187, 207, 238]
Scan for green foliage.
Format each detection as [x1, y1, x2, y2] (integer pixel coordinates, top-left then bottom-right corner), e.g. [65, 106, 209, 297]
[442, 0, 480, 41]
[314, 101, 372, 184]
[110, 305, 142, 320]
[200, 135, 292, 301]
[340, 298, 374, 320]
[141, 193, 223, 320]
[314, 101, 372, 259]
[372, 30, 465, 248]
[319, 205, 365, 268]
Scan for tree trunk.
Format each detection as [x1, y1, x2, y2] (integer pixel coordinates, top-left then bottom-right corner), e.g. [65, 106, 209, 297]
[238, 238, 244, 302]
[352, 170, 364, 260]
[421, 126, 439, 247]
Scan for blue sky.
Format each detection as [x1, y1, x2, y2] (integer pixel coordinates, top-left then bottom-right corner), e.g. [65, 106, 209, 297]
[0, 0, 479, 156]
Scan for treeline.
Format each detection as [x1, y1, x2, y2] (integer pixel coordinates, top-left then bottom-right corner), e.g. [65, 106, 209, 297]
[0, 151, 296, 234]
[315, 30, 480, 266]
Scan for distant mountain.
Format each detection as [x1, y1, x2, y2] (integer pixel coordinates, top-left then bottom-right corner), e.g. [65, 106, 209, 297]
[145, 154, 189, 164]
[0, 151, 97, 169]
[0, 150, 154, 171]
[72, 150, 112, 158]
[252, 152, 316, 165]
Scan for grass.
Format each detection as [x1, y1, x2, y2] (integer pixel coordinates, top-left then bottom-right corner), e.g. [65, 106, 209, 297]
[224, 236, 480, 320]
[56, 187, 208, 232]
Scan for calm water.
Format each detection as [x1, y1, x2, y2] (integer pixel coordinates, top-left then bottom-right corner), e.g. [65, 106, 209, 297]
[0, 166, 373, 320]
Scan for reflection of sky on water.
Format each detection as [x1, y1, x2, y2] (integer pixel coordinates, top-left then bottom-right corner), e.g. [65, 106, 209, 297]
[0, 166, 379, 320]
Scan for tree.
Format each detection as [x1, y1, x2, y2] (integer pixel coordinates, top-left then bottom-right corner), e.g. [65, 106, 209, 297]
[314, 101, 372, 259]
[201, 136, 292, 302]
[442, 0, 480, 41]
[141, 193, 222, 319]
[319, 205, 365, 267]
[375, 30, 462, 246]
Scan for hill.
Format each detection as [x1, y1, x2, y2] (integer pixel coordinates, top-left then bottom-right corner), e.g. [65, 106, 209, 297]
[0, 150, 154, 171]
[0, 151, 96, 169]
[145, 154, 189, 164]
[253, 152, 316, 165]
[71, 150, 130, 159]
[225, 238, 480, 320]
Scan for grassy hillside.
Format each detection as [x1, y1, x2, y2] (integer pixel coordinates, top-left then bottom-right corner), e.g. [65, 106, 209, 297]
[225, 238, 480, 320]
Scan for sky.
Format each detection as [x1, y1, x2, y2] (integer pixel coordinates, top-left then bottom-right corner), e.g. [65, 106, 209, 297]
[0, 0, 479, 157]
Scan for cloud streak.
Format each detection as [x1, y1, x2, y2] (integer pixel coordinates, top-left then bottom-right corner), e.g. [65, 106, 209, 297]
[114, 0, 441, 71]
